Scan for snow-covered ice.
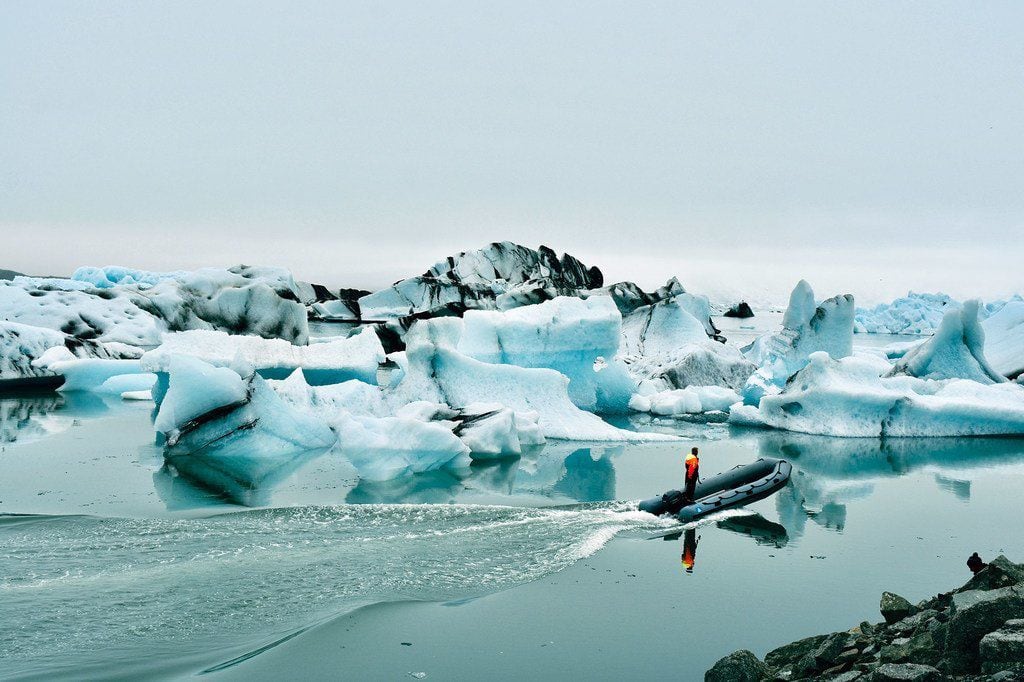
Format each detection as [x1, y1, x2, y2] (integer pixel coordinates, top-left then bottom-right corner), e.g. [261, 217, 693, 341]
[458, 296, 634, 413]
[731, 351, 1024, 437]
[628, 385, 741, 417]
[741, 280, 854, 405]
[141, 327, 385, 385]
[854, 292, 956, 335]
[982, 301, 1024, 380]
[0, 266, 310, 345]
[888, 300, 1006, 384]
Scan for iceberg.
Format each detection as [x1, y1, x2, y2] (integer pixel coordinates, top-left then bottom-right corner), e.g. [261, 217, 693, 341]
[155, 358, 337, 499]
[618, 293, 754, 398]
[457, 296, 634, 413]
[741, 280, 854, 404]
[0, 321, 142, 389]
[332, 412, 472, 481]
[390, 318, 672, 441]
[982, 301, 1024, 380]
[733, 351, 1024, 437]
[629, 385, 741, 417]
[723, 302, 754, 319]
[888, 300, 1006, 384]
[357, 242, 602, 320]
[854, 292, 956, 335]
[394, 401, 546, 459]
[0, 266, 310, 345]
[141, 327, 385, 385]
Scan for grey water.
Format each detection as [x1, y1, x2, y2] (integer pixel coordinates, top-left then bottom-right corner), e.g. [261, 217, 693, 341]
[2, 325, 1023, 680]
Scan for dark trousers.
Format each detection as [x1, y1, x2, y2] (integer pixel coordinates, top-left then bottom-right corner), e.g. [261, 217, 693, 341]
[683, 477, 697, 503]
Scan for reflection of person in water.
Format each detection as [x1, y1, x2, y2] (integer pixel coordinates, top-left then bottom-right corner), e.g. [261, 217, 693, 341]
[681, 529, 700, 573]
[967, 552, 987, 574]
[683, 447, 700, 505]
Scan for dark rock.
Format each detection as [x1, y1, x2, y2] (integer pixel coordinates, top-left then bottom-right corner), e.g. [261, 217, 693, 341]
[765, 633, 831, 668]
[980, 619, 1024, 674]
[704, 649, 769, 682]
[724, 301, 755, 318]
[879, 630, 941, 666]
[891, 610, 938, 635]
[831, 672, 864, 682]
[882, 592, 919, 624]
[944, 586, 1024, 673]
[794, 632, 848, 677]
[958, 556, 1024, 594]
[988, 662, 1024, 680]
[869, 663, 942, 681]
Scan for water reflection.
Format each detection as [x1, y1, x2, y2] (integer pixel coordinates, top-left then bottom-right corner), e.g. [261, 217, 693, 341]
[157, 447, 332, 507]
[751, 430, 1024, 536]
[654, 513, 789, 574]
[0, 392, 122, 446]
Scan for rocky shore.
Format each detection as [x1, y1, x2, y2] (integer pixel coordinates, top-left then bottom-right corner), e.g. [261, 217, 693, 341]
[706, 556, 1024, 681]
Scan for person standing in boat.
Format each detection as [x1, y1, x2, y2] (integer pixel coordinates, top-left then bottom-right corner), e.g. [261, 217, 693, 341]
[683, 447, 700, 505]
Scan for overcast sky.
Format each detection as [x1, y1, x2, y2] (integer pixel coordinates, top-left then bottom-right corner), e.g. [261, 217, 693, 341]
[2, 1, 1022, 305]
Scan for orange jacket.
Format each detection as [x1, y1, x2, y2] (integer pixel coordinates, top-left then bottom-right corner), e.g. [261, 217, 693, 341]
[685, 453, 699, 482]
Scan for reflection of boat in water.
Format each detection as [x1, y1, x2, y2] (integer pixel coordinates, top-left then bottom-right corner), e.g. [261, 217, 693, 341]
[717, 513, 788, 547]
[638, 458, 792, 522]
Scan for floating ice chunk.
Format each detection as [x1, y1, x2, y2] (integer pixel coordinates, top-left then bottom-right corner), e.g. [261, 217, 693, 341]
[854, 292, 957, 335]
[270, 370, 389, 418]
[742, 281, 854, 405]
[154, 356, 249, 435]
[333, 412, 471, 481]
[71, 266, 190, 289]
[889, 300, 1006, 384]
[458, 296, 634, 413]
[142, 327, 385, 385]
[358, 242, 601, 319]
[158, 363, 337, 501]
[1, 321, 142, 388]
[734, 351, 1024, 437]
[34, 357, 155, 394]
[620, 297, 709, 357]
[629, 386, 741, 416]
[982, 301, 1024, 380]
[0, 266, 310, 345]
[393, 318, 672, 441]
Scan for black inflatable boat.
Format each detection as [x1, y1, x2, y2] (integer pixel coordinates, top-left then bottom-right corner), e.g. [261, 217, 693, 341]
[638, 457, 792, 523]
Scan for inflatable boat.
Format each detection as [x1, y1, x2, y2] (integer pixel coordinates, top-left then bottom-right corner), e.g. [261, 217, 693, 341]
[638, 457, 792, 523]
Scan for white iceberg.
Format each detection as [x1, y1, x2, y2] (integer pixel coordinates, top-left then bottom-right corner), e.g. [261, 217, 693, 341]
[141, 326, 385, 385]
[732, 351, 1024, 437]
[457, 296, 634, 413]
[391, 317, 671, 441]
[628, 385, 741, 417]
[0, 266, 310, 346]
[982, 301, 1024, 380]
[357, 242, 602, 320]
[155, 358, 337, 498]
[741, 280, 854, 405]
[1, 321, 143, 389]
[854, 292, 957, 335]
[888, 300, 1006, 384]
[332, 412, 472, 481]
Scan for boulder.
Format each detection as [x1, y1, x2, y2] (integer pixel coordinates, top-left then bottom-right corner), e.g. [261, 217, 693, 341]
[980, 619, 1024, 674]
[879, 630, 941, 666]
[943, 586, 1024, 673]
[958, 555, 1024, 594]
[764, 633, 830, 668]
[724, 301, 755, 318]
[881, 592, 919, 624]
[793, 632, 848, 677]
[704, 649, 769, 682]
[869, 663, 942, 681]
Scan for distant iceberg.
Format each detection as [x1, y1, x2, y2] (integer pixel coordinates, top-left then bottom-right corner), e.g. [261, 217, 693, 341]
[854, 292, 956, 335]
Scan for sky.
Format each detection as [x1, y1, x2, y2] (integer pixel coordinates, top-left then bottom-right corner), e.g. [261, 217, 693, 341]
[2, 1, 1022, 306]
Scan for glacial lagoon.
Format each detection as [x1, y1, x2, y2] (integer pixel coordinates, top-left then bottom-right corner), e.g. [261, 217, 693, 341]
[3, 360, 1024, 680]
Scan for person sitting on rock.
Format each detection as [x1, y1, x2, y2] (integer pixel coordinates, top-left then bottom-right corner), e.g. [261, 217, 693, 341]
[967, 551, 986, 574]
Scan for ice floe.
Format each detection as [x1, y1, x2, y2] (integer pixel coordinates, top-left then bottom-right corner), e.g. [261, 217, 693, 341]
[982, 301, 1024, 380]
[854, 292, 957, 335]
[731, 351, 1024, 437]
[888, 300, 1006, 384]
[141, 327, 385, 385]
